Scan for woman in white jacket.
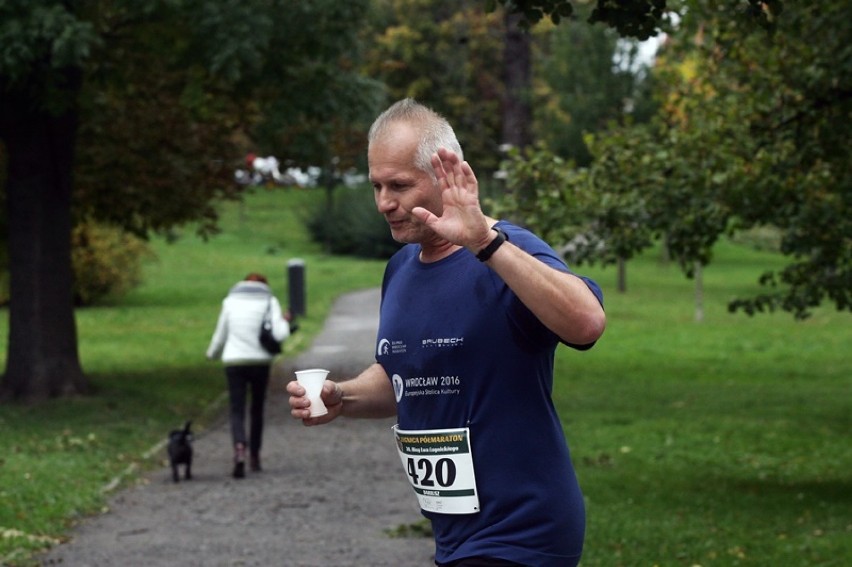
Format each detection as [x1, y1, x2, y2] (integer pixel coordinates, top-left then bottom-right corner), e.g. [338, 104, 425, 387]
[206, 273, 291, 478]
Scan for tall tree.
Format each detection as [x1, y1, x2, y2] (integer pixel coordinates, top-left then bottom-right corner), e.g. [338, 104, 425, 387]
[649, 0, 851, 317]
[521, 0, 848, 319]
[0, 3, 93, 399]
[502, 11, 533, 150]
[533, 10, 652, 167]
[0, 0, 380, 402]
[494, 0, 849, 321]
[364, 0, 505, 171]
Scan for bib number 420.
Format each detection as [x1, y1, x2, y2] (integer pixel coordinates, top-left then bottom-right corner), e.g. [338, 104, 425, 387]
[406, 457, 457, 488]
[392, 425, 480, 514]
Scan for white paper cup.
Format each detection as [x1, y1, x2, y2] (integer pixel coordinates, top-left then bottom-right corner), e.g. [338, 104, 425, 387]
[295, 368, 329, 417]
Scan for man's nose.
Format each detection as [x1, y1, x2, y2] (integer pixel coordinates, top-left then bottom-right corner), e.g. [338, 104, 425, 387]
[375, 188, 396, 213]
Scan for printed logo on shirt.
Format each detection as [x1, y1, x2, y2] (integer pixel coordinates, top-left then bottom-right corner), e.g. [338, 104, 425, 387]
[392, 374, 404, 402]
[377, 339, 390, 356]
[377, 337, 407, 356]
[422, 337, 464, 348]
[395, 374, 461, 399]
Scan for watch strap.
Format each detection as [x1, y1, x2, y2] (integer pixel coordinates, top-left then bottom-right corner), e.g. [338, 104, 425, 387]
[476, 226, 508, 262]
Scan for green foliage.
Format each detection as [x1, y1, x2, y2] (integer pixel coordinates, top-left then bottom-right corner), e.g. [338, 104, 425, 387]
[653, 1, 850, 317]
[0, 217, 153, 306]
[486, 0, 574, 27]
[0, 219, 150, 307]
[246, 0, 384, 171]
[187, 1, 276, 83]
[0, 0, 386, 400]
[2, 0, 383, 240]
[305, 187, 403, 259]
[487, 0, 666, 38]
[489, 144, 586, 239]
[74, 33, 244, 237]
[533, 9, 656, 166]
[581, 127, 658, 264]
[69, 0, 384, 239]
[487, 0, 785, 38]
[0, 1, 99, 85]
[492, 139, 657, 268]
[506, 0, 849, 319]
[70, 221, 153, 306]
[364, 0, 505, 172]
[587, 0, 666, 40]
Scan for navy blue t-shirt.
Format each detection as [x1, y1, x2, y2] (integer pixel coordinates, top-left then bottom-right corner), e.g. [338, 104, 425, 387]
[376, 221, 603, 567]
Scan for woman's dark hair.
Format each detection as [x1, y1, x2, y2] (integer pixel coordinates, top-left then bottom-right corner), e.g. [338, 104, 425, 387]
[244, 272, 268, 284]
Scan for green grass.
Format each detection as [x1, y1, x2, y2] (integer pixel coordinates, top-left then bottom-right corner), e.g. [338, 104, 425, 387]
[563, 245, 851, 566]
[0, 186, 386, 565]
[0, 187, 850, 565]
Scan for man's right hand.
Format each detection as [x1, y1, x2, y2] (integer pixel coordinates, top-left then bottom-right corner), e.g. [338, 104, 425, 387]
[286, 379, 342, 425]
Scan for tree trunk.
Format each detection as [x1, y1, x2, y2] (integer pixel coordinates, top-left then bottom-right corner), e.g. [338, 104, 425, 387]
[0, 69, 88, 401]
[502, 12, 533, 151]
[694, 261, 704, 323]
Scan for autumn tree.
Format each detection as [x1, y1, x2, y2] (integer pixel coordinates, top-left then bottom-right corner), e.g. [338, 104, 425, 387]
[533, 5, 655, 167]
[0, 0, 380, 401]
[500, 0, 848, 320]
[643, 0, 850, 318]
[364, 0, 506, 172]
[502, 11, 533, 151]
[490, 0, 669, 39]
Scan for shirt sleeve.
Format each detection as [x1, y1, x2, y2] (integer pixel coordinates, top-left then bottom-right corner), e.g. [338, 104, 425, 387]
[206, 301, 228, 359]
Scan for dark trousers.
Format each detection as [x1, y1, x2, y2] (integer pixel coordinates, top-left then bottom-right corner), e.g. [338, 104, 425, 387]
[225, 364, 270, 457]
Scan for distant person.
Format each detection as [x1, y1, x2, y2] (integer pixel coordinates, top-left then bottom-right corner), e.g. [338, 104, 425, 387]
[286, 98, 605, 566]
[245, 152, 284, 184]
[207, 273, 292, 478]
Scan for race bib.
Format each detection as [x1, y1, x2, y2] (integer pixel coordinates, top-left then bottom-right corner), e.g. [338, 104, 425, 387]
[392, 425, 480, 515]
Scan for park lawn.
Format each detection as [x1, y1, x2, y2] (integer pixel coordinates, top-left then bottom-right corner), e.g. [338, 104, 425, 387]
[0, 186, 850, 565]
[561, 243, 851, 566]
[0, 186, 386, 565]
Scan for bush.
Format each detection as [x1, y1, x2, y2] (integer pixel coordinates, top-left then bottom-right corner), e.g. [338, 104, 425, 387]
[0, 221, 153, 306]
[305, 187, 402, 259]
[730, 224, 782, 252]
[71, 221, 154, 305]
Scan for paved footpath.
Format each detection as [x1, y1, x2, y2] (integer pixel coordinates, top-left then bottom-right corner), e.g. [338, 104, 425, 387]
[39, 288, 436, 567]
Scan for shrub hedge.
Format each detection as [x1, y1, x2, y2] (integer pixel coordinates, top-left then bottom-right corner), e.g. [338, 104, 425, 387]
[305, 186, 402, 259]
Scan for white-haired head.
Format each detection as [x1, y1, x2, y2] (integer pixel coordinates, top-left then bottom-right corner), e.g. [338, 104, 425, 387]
[367, 98, 463, 181]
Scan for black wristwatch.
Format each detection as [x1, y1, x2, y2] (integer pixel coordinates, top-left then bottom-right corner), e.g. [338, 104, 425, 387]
[476, 226, 508, 262]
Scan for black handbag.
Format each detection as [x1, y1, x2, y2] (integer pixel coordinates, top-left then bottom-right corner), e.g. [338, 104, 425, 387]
[259, 299, 282, 355]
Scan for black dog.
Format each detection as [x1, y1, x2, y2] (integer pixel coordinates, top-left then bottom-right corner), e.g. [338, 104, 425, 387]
[167, 420, 193, 482]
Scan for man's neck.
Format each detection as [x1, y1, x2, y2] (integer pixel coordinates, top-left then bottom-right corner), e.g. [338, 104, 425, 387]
[419, 241, 462, 263]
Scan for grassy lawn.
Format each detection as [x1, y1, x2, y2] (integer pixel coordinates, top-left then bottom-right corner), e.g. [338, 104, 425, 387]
[564, 244, 851, 566]
[0, 186, 850, 565]
[0, 186, 387, 564]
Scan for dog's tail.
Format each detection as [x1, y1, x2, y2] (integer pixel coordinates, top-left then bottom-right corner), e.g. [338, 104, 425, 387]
[183, 420, 192, 434]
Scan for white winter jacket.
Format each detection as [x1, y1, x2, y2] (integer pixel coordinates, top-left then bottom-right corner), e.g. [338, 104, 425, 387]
[206, 281, 291, 364]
